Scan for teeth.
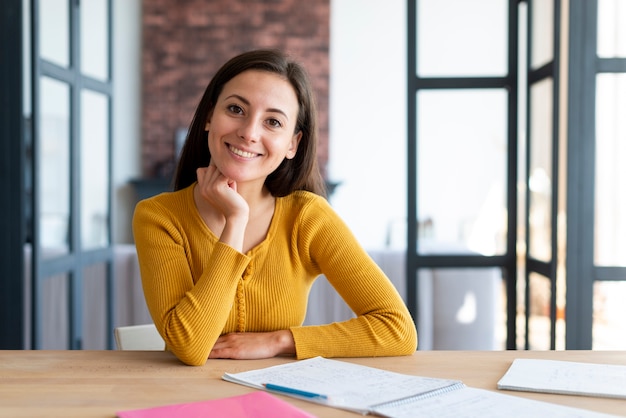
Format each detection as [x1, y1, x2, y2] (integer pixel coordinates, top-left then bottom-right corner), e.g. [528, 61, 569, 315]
[229, 145, 257, 158]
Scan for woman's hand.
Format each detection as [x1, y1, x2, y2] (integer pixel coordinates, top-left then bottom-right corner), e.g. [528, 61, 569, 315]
[208, 330, 296, 359]
[196, 164, 249, 251]
[196, 164, 249, 221]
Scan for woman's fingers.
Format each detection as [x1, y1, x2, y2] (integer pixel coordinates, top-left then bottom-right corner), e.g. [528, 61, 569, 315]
[197, 165, 228, 194]
[196, 165, 248, 221]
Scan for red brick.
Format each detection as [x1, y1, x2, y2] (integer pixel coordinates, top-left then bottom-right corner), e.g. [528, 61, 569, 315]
[141, 0, 330, 180]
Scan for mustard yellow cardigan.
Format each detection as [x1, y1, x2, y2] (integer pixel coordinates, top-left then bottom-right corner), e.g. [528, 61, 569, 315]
[132, 184, 417, 365]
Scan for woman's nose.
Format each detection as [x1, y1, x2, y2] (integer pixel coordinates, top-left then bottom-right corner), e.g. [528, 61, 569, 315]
[237, 118, 261, 142]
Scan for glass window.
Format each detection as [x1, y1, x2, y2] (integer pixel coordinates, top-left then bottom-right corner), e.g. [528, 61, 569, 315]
[530, 0, 554, 69]
[593, 281, 626, 349]
[527, 272, 551, 350]
[528, 78, 553, 262]
[82, 263, 108, 349]
[80, 0, 109, 80]
[595, 74, 626, 266]
[429, 266, 505, 350]
[597, 0, 626, 58]
[41, 274, 70, 349]
[39, 0, 69, 67]
[416, 0, 508, 77]
[416, 89, 508, 256]
[40, 77, 71, 256]
[80, 89, 110, 249]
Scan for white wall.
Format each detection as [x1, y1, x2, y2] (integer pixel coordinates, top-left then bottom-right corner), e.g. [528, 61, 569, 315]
[328, 0, 407, 251]
[112, 0, 142, 243]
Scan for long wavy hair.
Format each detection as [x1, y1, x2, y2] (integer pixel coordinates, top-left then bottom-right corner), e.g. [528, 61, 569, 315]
[173, 49, 326, 197]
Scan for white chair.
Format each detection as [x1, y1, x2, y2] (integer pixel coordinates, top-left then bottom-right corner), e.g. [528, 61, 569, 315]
[114, 323, 165, 350]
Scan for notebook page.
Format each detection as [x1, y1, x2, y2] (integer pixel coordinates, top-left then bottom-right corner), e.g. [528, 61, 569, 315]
[497, 359, 626, 399]
[372, 387, 620, 418]
[223, 357, 461, 413]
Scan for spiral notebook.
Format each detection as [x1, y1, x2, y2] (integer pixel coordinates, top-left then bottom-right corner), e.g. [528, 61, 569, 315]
[222, 357, 618, 418]
[223, 356, 463, 415]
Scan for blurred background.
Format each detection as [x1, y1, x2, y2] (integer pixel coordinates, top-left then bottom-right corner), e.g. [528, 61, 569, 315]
[1, 0, 624, 352]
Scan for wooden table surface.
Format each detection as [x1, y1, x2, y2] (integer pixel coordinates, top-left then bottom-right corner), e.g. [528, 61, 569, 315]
[1, 350, 625, 417]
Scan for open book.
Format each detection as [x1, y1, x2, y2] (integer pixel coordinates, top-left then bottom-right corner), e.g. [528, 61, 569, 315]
[497, 358, 626, 400]
[223, 357, 619, 418]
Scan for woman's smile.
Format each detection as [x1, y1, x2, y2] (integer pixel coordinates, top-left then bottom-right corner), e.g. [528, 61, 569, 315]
[227, 143, 260, 159]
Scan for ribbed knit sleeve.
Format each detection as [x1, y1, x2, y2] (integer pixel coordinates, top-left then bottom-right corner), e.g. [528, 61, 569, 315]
[132, 187, 250, 366]
[287, 193, 418, 358]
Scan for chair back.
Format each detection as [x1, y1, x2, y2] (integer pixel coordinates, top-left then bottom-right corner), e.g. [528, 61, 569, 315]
[114, 324, 165, 350]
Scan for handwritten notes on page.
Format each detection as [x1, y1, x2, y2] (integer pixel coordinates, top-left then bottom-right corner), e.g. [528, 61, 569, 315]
[223, 356, 462, 414]
[223, 357, 621, 418]
[498, 359, 626, 400]
[373, 386, 620, 418]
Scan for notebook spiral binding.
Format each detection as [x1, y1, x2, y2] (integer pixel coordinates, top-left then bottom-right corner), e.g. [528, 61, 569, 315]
[371, 381, 467, 409]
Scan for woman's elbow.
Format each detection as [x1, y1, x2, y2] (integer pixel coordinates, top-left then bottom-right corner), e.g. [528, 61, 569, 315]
[177, 352, 207, 366]
[167, 344, 209, 366]
[390, 311, 418, 354]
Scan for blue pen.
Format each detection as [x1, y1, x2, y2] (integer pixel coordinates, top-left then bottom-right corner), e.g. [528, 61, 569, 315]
[263, 383, 328, 400]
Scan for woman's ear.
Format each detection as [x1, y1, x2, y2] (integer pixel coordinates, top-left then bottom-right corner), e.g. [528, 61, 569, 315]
[286, 131, 303, 160]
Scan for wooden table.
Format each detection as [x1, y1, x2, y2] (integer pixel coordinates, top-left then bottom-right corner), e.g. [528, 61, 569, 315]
[1, 350, 625, 417]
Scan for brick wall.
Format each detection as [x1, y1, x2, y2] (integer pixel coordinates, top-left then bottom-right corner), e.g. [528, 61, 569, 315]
[141, 0, 330, 181]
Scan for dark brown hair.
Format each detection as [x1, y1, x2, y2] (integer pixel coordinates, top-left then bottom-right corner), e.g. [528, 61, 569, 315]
[173, 49, 326, 197]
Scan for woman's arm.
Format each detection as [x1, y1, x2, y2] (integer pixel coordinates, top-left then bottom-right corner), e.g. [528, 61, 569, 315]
[289, 197, 418, 358]
[133, 197, 250, 365]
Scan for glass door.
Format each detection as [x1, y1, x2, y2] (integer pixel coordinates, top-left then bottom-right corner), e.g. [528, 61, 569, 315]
[407, 0, 518, 349]
[522, 0, 565, 350]
[30, 0, 114, 349]
[566, 0, 626, 349]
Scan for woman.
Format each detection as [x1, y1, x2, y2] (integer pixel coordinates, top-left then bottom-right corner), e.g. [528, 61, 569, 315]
[133, 49, 417, 366]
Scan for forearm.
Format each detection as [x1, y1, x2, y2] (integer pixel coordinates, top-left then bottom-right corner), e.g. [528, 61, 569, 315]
[142, 243, 251, 366]
[219, 214, 248, 253]
[291, 309, 417, 359]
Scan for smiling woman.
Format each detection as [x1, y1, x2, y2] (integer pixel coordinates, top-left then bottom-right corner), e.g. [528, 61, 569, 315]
[203, 70, 302, 192]
[132, 49, 417, 366]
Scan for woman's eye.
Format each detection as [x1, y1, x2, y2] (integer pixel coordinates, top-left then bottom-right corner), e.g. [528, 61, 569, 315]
[227, 104, 243, 114]
[267, 118, 282, 128]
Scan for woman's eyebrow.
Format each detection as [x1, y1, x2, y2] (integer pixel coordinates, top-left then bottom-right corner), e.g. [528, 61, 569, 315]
[224, 94, 289, 120]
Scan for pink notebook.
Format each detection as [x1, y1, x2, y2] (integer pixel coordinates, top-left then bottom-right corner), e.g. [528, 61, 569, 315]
[116, 391, 316, 418]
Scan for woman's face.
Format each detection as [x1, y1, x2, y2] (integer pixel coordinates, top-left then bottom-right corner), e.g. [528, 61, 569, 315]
[205, 70, 302, 187]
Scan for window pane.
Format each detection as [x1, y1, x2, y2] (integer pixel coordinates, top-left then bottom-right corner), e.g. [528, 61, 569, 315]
[415, 267, 506, 350]
[39, 0, 69, 67]
[595, 74, 626, 266]
[416, 0, 508, 77]
[528, 78, 553, 262]
[80, 0, 109, 80]
[83, 263, 108, 349]
[41, 273, 69, 349]
[597, 0, 626, 58]
[40, 77, 71, 256]
[416, 89, 508, 255]
[593, 281, 626, 349]
[80, 89, 110, 249]
[527, 272, 551, 350]
[430, 267, 505, 350]
[530, 0, 554, 69]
